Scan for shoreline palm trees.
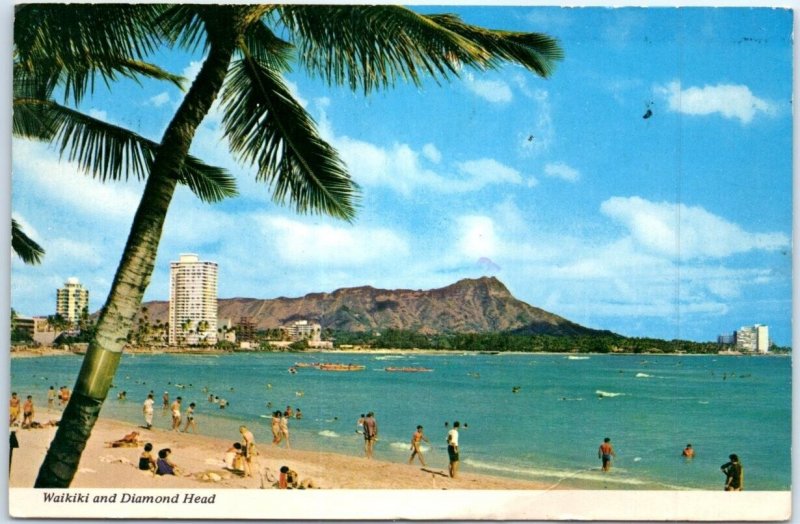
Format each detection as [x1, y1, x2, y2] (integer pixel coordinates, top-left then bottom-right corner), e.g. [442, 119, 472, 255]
[14, 4, 562, 487]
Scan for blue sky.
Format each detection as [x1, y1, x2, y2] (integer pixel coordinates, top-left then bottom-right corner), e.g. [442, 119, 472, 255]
[10, 6, 794, 345]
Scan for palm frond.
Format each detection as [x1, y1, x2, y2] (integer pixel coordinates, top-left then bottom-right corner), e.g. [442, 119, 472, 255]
[239, 21, 294, 73]
[157, 5, 209, 53]
[11, 219, 45, 265]
[220, 57, 359, 221]
[180, 156, 239, 203]
[426, 14, 563, 78]
[13, 98, 237, 202]
[15, 4, 167, 103]
[277, 6, 562, 94]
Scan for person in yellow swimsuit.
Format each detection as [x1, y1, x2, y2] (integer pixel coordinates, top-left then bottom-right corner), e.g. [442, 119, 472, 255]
[9, 393, 20, 426]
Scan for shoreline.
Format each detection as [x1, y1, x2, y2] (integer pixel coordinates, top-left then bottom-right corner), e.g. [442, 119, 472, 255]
[11, 414, 557, 490]
[10, 346, 789, 359]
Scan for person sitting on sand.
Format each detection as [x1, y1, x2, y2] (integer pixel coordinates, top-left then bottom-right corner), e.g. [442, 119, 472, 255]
[278, 465, 298, 489]
[139, 443, 157, 472]
[155, 448, 181, 476]
[224, 442, 244, 473]
[109, 431, 140, 448]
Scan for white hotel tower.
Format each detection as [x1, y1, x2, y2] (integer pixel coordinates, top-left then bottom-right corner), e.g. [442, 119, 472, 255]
[168, 254, 218, 346]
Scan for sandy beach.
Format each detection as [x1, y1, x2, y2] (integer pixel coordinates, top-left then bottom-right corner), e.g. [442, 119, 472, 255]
[10, 413, 550, 490]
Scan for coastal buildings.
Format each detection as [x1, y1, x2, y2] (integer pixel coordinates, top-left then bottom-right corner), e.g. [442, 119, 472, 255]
[719, 324, 770, 353]
[168, 254, 218, 346]
[286, 320, 322, 342]
[735, 324, 769, 353]
[56, 277, 89, 324]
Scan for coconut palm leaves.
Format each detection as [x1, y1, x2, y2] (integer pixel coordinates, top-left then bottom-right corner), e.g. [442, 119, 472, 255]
[11, 219, 44, 265]
[277, 5, 562, 93]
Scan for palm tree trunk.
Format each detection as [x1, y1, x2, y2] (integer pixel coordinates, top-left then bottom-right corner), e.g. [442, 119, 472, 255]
[35, 30, 238, 488]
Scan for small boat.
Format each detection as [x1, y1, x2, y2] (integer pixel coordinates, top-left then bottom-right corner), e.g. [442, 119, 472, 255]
[319, 363, 366, 372]
[385, 366, 433, 373]
[294, 362, 320, 368]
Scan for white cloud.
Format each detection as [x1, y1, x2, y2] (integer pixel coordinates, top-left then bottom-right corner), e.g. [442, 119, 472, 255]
[422, 143, 442, 164]
[456, 159, 524, 186]
[600, 196, 789, 259]
[456, 215, 499, 259]
[544, 162, 580, 182]
[148, 92, 171, 107]
[464, 73, 513, 103]
[255, 215, 409, 266]
[656, 81, 776, 124]
[183, 61, 202, 83]
[13, 140, 142, 222]
[88, 108, 108, 121]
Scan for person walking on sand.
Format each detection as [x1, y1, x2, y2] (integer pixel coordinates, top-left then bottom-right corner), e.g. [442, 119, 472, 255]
[271, 411, 282, 445]
[9, 392, 20, 427]
[721, 454, 744, 491]
[409, 425, 430, 467]
[182, 402, 197, 433]
[280, 411, 291, 449]
[447, 421, 460, 478]
[363, 412, 378, 459]
[47, 386, 56, 410]
[170, 397, 182, 431]
[356, 413, 365, 434]
[239, 425, 257, 477]
[142, 393, 155, 429]
[598, 437, 616, 472]
[21, 395, 34, 429]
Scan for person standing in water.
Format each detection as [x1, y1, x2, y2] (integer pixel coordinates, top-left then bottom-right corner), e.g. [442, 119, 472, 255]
[363, 412, 378, 459]
[598, 437, 616, 472]
[721, 454, 743, 491]
[447, 421, 460, 478]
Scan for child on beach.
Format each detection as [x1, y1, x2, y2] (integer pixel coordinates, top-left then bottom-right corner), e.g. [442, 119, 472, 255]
[224, 442, 244, 473]
[139, 443, 156, 472]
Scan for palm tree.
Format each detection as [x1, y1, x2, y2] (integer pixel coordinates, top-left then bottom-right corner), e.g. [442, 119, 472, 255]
[16, 4, 562, 488]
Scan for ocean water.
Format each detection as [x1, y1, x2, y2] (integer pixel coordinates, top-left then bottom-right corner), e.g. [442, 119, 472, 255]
[11, 352, 791, 490]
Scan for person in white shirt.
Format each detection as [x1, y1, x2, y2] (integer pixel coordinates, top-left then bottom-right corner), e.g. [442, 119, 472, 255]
[142, 394, 155, 429]
[447, 421, 460, 478]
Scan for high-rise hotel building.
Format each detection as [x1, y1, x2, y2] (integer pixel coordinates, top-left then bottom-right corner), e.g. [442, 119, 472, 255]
[56, 277, 89, 323]
[168, 254, 218, 346]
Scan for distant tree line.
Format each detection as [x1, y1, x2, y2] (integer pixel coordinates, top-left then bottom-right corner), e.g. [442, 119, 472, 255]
[329, 329, 791, 354]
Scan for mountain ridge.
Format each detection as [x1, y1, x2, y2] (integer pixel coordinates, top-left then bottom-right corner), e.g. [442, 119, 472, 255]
[136, 276, 610, 336]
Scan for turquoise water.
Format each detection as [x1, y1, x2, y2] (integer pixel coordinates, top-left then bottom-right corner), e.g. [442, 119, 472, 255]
[11, 352, 791, 490]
